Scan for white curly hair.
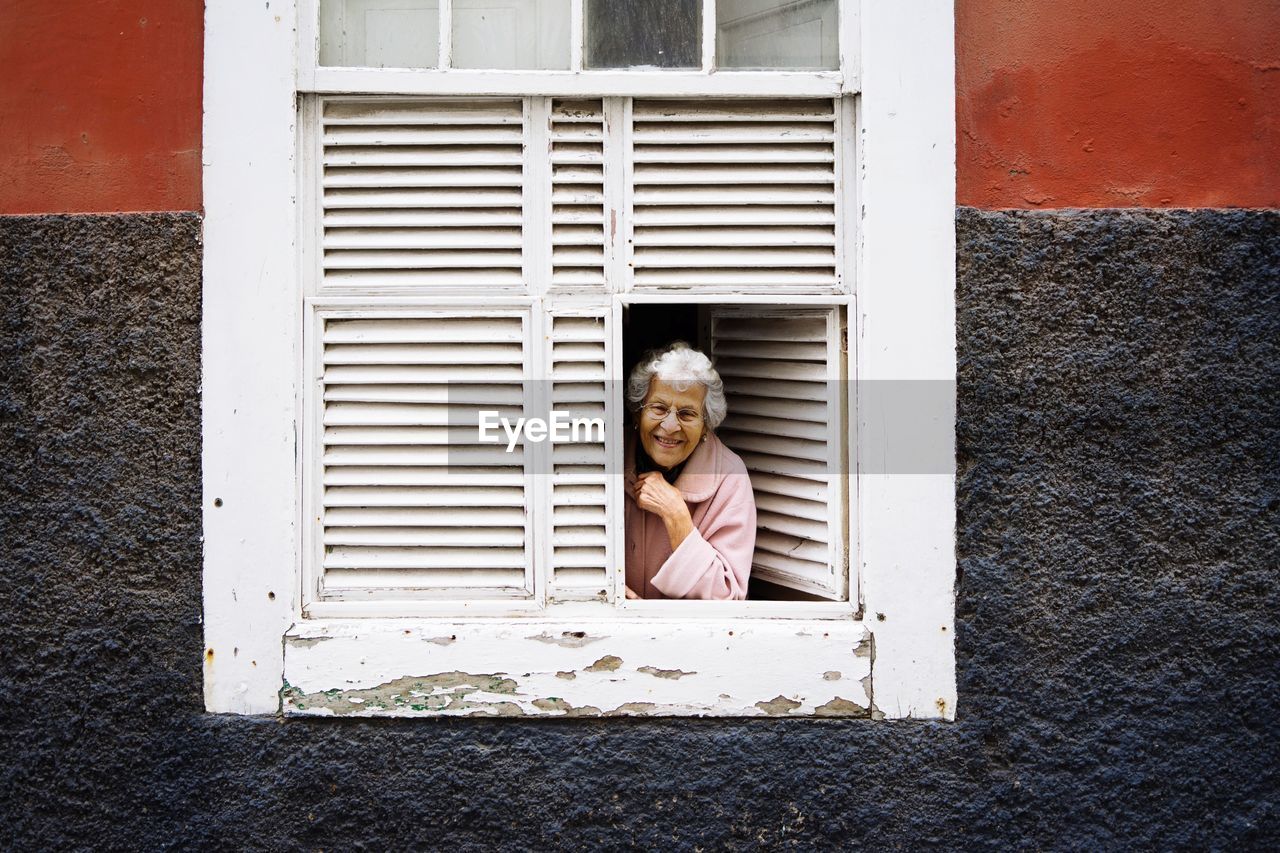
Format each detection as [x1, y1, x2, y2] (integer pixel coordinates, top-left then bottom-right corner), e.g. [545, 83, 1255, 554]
[625, 341, 727, 430]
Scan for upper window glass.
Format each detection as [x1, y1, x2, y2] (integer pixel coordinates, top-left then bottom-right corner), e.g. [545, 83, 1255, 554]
[316, 0, 839, 71]
[584, 0, 701, 69]
[716, 0, 838, 70]
[453, 0, 572, 69]
[320, 0, 441, 68]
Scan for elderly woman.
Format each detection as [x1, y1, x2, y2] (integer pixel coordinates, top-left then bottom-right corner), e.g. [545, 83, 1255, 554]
[625, 342, 757, 600]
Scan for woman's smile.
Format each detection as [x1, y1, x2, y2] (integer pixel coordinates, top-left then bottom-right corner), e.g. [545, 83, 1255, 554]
[638, 378, 706, 469]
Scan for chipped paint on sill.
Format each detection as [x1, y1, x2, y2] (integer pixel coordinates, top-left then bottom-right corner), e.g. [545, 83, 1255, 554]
[282, 619, 873, 718]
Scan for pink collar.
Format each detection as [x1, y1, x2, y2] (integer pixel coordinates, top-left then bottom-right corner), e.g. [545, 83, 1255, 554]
[625, 432, 725, 503]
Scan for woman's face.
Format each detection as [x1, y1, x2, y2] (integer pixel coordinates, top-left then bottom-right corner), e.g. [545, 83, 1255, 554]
[638, 378, 707, 470]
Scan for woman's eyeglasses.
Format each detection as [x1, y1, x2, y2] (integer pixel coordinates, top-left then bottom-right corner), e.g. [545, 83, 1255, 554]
[641, 402, 703, 426]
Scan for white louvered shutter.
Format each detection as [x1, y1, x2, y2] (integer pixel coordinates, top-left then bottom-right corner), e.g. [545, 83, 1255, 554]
[544, 310, 613, 600]
[549, 99, 607, 290]
[314, 310, 534, 599]
[320, 98, 526, 290]
[710, 307, 847, 600]
[629, 99, 839, 292]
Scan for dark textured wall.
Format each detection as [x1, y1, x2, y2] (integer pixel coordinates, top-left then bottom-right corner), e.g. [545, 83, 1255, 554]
[1, 210, 1277, 850]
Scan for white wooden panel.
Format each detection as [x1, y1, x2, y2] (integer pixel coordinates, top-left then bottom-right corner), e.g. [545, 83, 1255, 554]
[311, 310, 534, 600]
[549, 99, 608, 291]
[856, 0, 957, 719]
[203, 0, 300, 715]
[544, 309, 613, 600]
[629, 99, 840, 293]
[711, 307, 845, 599]
[319, 98, 527, 291]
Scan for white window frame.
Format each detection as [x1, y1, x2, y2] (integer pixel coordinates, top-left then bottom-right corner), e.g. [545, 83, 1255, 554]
[202, 0, 956, 718]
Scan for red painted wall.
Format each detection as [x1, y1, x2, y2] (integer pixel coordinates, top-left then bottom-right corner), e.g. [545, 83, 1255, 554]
[1, 2, 1276, 213]
[958, 0, 1280, 209]
[0, 1, 202, 214]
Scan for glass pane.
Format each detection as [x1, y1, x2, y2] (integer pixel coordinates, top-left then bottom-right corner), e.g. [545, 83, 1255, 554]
[453, 0, 571, 69]
[585, 0, 701, 69]
[319, 0, 440, 68]
[716, 0, 837, 70]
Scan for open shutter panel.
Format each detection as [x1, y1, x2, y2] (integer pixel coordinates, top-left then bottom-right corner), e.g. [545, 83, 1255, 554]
[550, 99, 607, 290]
[629, 98, 839, 292]
[710, 307, 847, 600]
[318, 311, 533, 599]
[320, 98, 526, 289]
[545, 310, 613, 600]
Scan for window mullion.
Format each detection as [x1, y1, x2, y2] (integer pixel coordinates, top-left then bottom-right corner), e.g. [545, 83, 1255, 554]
[602, 97, 627, 295]
[570, 0, 584, 71]
[439, 0, 453, 69]
[702, 0, 717, 71]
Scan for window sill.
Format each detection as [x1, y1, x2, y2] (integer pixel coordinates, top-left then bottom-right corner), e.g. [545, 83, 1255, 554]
[283, 617, 875, 718]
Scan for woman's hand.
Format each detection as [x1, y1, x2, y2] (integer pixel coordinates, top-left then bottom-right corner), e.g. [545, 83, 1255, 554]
[635, 471, 695, 550]
[625, 585, 641, 600]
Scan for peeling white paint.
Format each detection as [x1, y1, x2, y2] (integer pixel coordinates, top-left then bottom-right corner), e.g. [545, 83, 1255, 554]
[284, 619, 873, 717]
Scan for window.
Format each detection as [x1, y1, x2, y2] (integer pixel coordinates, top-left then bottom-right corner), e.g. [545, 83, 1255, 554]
[204, 0, 957, 718]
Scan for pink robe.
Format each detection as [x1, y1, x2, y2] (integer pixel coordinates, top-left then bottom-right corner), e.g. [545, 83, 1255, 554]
[624, 432, 757, 600]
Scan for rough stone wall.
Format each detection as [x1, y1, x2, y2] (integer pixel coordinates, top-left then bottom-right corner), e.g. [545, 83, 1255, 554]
[0, 210, 1276, 849]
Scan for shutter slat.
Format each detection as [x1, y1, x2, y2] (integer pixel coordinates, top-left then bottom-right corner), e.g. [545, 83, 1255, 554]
[324, 470, 525, 489]
[712, 339, 829, 361]
[754, 491, 829, 523]
[324, 127, 524, 146]
[324, 100, 524, 124]
[631, 226, 834, 248]
[631, 124, 836, 144]
[633, 269, 835, 287]
[324, 250, 523, 270]
[632, 101, 835, 122]
[323, 568, 529, 591]
[747, 471, 827, 503]
[716, 430, 829, 464]
[324, 546, 528, 570]
[324, 445, 525, 465]
[633, 247, 835, 268]
[631, 145, 834, 164]
[633, 164, 834, 184]
[325, 426, 509, 446]
[324, 483, 525, 503]
[326, 527, 527, 547]
[324, 166, 523, 188]
[323, 269, 526, 287]
[756, 509, 828, 542]
[323, 403, 523, 427]
[326, 316, 522, 342]
[633, 206, 835, 226]
[324, 227, 524, 250]
[324, 342, 523, 364]
[719, 413, 829, 442]
[324, 148, 525, 167]
[721, 394, 829, 423]
[324, 209, 524, 227]
[325, 506, 525, 526]
[715, 359, 830, 382]
[324, 187, 523, 207]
